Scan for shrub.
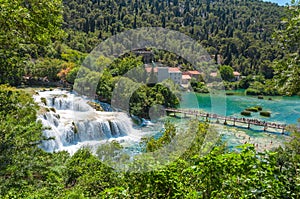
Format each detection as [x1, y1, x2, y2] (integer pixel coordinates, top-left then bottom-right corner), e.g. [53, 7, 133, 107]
[245, 88, 261, 95]
[258, 95, 264, 99]
[50, 107, 56, 112]
[241, 111, 251, 116]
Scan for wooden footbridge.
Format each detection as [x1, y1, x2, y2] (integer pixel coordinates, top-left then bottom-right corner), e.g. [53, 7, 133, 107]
[165, 108, 287, 133]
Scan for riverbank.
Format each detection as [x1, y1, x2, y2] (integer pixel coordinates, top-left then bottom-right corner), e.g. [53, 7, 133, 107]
[21, 87, 299, 154]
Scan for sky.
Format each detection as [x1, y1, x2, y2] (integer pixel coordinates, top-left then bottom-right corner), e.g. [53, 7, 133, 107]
[263, 0, 291, 6]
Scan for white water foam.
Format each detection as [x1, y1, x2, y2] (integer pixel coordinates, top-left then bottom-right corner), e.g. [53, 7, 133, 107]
[34, 90, 144, 154]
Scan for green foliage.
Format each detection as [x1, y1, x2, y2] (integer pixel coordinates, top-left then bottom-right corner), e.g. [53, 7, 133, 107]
[66, 67, 80, 84]
[109, 55, 143, 77]
[144, 121, 176, 152]
[29, 58, 64, 81]
[65, 148, 120, 197]
[220, 65, 234, 81]
[273, 0, 300, 95]
[0, 0, 64, 85]
[223, 81, 239, 90]
[245, 88, 261, 95]
[190, 145, 290, 198]
[61, 46, 87, 64]
[129, 82, 180, 118]
[239, 75, 254, 89]
[245, 79, 280, 96]
[62, 0, 285, 77]
[1, 0, 300, 198]
[190, 79, 209, 93]
[0, 91, 299, 198]
[95, 70, 114, 102]
[0, 85, 69, 198]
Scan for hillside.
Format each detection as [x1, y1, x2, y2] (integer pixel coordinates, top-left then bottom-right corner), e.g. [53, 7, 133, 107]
[62, 0, 286, 77]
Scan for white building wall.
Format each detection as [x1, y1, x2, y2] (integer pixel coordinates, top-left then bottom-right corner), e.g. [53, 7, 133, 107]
[169, 72, 182, 84]
[157, 67, 169, 83]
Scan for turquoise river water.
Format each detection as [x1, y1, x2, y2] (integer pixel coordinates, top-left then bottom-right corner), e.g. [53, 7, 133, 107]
[145, 90, 300, 152]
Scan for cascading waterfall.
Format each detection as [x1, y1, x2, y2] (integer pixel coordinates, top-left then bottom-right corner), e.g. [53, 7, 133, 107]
[34, 90, 141, 154]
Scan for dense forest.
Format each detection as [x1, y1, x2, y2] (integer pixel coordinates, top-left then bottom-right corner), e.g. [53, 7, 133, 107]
[1, 0, 299, 94]
[62, 0, 286, 76]
[1, 0, 300, 198]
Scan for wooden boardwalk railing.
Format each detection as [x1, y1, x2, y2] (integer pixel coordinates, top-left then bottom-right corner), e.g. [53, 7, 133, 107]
[165, 108, 287, 133]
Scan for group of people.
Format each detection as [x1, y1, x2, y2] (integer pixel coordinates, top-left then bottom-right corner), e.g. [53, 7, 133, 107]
[168, 109, 286, 130]
[238, 118, 285, 129]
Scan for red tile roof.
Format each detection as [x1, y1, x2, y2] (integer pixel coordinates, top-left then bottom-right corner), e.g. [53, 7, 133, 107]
[145, 67, 182, 73]
[145, 67, 158, 73]
[182, 75, 192, 80]
[168, 67, 181, 73]
[210, 72, 218, 77]
[187, 70, 201, 75]
[233, 71, 241, 76]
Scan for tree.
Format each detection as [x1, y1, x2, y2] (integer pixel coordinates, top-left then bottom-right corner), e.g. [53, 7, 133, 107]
[0, 85, 49, 196]
[273, 0, 300, 95]
[0, 0, 64, 85]
[219, 65, 234, 81]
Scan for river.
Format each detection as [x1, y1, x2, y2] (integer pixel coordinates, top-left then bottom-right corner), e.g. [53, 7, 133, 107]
[175, 90, 300, 151]
[181, 90, 300, 125]
[34, 89, 299, 156]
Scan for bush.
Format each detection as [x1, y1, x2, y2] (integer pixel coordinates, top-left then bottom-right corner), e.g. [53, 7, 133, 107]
[50, 107, 56, 112]
[241, 111, 251, 116]
[245, 88, 261, 95]
[190, 80, 209, 93]
[260, 111, 271, 117]
[226, 92, 235, 95]
[258, 95, 264, 99]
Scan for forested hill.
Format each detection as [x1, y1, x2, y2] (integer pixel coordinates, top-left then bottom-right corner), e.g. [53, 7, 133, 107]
[62, 0, 286, 77]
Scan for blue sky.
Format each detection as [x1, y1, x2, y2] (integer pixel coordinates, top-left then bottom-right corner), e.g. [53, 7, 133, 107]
[263, 0, 291, 6]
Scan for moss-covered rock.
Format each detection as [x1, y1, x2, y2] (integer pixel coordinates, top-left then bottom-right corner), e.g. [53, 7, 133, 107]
[245, 107, 259, 112]
[72, 121, 78, 134]
[245, 106, 262, 112]
[260, 111, 271, 117]
[87, 101, 103, 111]
[241, 111, 251, 116]
[41, 97, 47, 105]
[254, 106, 263, 111]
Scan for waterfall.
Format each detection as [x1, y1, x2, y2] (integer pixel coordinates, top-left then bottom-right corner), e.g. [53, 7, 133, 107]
[34, 90, 139, 153]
